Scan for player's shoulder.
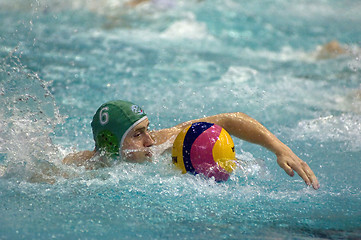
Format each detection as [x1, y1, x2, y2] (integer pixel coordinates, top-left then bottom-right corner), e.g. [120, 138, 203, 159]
[62, 150, 96, 166]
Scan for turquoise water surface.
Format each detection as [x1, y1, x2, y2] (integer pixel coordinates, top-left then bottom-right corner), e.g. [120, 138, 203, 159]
[1, 0, 361, 239]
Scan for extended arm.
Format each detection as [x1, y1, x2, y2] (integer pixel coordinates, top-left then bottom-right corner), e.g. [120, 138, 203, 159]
[152, 112, 319, 189]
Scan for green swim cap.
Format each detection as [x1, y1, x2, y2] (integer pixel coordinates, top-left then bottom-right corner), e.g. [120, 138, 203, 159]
[91, 100, 147, 157]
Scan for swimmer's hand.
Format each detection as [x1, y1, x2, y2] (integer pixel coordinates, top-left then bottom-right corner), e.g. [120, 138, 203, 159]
[276, 149, 320, 190]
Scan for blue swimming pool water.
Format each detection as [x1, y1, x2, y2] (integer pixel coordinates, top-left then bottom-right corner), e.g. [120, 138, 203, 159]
[1, 0, 361, 239]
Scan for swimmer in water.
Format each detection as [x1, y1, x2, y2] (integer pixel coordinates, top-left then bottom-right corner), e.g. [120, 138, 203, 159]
[315, 40, 347, 60]
[63, 100, 320, 190]
[125, 0, 150, 7]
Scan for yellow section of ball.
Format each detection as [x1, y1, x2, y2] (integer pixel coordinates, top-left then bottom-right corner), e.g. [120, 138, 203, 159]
[212, 128, 236, 173]
[171, 125, 191, 174]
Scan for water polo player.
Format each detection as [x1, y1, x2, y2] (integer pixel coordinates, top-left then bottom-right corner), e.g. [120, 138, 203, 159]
[63, 100, 320, 190]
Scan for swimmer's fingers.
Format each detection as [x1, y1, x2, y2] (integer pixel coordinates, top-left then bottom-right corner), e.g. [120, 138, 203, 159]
[304, 166, 320, 190]
[277, 154, 320, 190]
[292, 160, 320, 190]
[278, 160, 295, 177]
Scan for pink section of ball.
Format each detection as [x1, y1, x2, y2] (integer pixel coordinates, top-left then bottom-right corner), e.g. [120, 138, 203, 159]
[190, 125, 230, 181]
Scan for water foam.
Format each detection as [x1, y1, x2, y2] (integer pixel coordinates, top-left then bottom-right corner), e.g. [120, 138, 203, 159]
[292, 114, 361, 152]
[0, 50, 65, 181]
[160, 13, 212, 40]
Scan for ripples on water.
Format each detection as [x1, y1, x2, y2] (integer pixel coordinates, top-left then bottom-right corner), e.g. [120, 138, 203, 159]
[1, 0, 361, 239]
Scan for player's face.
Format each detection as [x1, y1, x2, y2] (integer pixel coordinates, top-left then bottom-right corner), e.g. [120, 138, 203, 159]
[121, 118, 155, 163]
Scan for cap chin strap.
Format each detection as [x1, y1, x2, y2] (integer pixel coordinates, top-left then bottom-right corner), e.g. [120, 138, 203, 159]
[119, 116, 148, 156]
